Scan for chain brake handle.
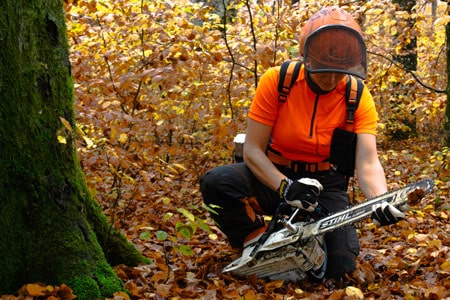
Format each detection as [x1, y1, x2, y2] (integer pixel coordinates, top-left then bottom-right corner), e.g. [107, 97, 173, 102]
[280, 203, 329, 233]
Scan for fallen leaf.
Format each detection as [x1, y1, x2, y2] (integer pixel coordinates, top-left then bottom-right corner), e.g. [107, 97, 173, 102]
[58, 284, 77, 300]
[24, 283, 47, 297]
[407, 188, 425, 205]
[113, 291, 130, 300]
[345, 286, 364, 299]
[440, 261, 450, 272]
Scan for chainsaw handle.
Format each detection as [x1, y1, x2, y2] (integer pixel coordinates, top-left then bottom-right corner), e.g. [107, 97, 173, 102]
[314, 205, 329, 218]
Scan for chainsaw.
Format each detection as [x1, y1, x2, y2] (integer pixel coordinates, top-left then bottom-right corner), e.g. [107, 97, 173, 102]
[222, 178, 434, 281]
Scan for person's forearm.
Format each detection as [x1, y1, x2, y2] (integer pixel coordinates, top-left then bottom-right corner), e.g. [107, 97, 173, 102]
[357, 162, 387, 199]
[244, 149, 285, 191]
[355, 134, 388, 199]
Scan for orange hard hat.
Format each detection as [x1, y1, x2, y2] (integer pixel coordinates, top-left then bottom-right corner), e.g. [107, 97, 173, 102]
[299, 6, 367, 79]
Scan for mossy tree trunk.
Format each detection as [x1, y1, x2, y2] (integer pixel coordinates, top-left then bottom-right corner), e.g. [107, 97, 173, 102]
[0, 1, 148, 299]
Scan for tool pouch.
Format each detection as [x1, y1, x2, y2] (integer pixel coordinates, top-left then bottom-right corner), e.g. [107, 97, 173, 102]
[329, 128, 357, 177]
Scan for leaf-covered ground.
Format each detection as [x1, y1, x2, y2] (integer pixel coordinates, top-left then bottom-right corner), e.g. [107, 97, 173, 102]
[6, 140, 448, 300]
[107, 139, 449, 300]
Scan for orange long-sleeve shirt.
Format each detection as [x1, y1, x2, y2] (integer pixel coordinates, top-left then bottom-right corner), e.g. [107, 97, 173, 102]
[248, 64, 378, 163]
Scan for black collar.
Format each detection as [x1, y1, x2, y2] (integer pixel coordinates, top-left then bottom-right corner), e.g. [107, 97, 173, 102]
[305, 71, 333, 95]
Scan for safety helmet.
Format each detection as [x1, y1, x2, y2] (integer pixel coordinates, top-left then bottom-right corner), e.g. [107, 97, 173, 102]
[299, 6, 367, 79]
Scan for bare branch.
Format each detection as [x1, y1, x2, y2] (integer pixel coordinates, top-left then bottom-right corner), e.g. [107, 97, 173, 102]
[369, 50, 447, 93]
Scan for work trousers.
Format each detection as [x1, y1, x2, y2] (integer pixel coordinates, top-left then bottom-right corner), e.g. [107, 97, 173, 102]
[199, 162, 360, 278]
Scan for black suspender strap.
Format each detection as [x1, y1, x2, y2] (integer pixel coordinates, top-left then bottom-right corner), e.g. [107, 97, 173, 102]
[344, 75, 364, 131]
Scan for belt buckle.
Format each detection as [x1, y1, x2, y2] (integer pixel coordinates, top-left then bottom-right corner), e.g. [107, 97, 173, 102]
[307, 163, 318, 173]
[291, 161, 306, 173]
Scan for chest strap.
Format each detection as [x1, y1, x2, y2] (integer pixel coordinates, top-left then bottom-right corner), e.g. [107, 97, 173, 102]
[267, 149, 331, 173]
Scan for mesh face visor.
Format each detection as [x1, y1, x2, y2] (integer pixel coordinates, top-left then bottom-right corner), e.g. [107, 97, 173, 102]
[303, 25, 367, 79]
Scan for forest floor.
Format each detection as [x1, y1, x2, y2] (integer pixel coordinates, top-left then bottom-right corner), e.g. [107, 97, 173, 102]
[5, 137, 449, 300]
[109, 137, 450, 299]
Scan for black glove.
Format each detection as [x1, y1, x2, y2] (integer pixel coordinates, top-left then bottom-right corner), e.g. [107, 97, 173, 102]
[371, 202, 405, 226]
[277, 178, 323, 212]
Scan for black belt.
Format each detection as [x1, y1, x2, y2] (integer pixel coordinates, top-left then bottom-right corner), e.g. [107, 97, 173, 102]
[267, 149, 331, 173]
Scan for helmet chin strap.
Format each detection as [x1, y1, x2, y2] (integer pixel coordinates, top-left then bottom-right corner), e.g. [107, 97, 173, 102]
[305, 71, 333, 95]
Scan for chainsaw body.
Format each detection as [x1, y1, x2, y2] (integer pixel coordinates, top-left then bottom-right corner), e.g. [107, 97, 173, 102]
[223, 229, 326, 281]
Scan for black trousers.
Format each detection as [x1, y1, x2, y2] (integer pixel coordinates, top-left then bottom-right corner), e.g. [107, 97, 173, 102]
[199, 162, 360, 278]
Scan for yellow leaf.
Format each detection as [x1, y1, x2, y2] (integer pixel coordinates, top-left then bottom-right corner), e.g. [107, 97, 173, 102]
[178, 207, 195, 222]
[294, 288, 304, 295]
[345, 286, 364, 299]
[173, 163, 187, 171]
[82, 135, 94, 148]
[25, 283, 47, 296]
[119, 133, 128, 144]
[428, 239, 442, 250]
[434, 15, 450, 27]
[113, 291, 130, 300]
[415, 210, 425, 218]
[143, 49, 153, 57]
[370, 8, 384, 15]
[60, 117, 73, 132]
[440, 261, 450, 272]
[167, 165, 179, 175]
[57, 135, 67, 144]
[163, 212, 172, 222]
[382, 236, 399, 244]
[264, 279, 284, 290]
[423, 204, 434, 212]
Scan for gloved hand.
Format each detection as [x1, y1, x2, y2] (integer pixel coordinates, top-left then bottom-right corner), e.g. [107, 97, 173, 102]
[371, 202, 405, 226]
[277, 178, 323, 212]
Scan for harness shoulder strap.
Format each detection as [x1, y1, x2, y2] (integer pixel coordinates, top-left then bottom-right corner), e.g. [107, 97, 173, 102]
[344, 75, 364, 131]
[277, 60, 302, 103]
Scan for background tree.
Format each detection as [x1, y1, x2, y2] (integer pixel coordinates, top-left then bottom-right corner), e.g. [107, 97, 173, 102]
[446, 19, 450, 145]
[393, 0, 418, 71]
[0, 0, 147, 298]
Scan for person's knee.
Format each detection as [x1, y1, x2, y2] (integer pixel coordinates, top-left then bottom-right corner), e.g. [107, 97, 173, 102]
[200, 165, 240, 205]
[324, 226, 360, 279]
[199, 169, 220, 205]
[325, 254, 357, 279]
[199, 169, 213, 191]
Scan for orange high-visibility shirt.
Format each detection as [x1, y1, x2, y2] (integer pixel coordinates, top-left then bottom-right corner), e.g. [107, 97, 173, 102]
[248, 64, 378, 163]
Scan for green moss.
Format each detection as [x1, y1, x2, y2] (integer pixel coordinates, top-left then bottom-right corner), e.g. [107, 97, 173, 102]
[94, 261, 126, 296]
[66, 276, 101, 300]
[66, 260, 125, 300]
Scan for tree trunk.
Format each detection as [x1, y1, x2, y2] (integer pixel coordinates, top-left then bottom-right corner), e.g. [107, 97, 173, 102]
[446, 21, 450, 146]
[393, 0, 417, 71]
[0, 1, 148, 298]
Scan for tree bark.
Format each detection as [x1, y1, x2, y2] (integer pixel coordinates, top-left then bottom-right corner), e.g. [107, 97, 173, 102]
[393, 0, 417, 71]
[446, 21, 450, 146]
[0, 1, 148, 298]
